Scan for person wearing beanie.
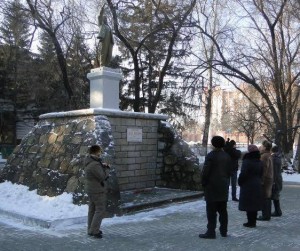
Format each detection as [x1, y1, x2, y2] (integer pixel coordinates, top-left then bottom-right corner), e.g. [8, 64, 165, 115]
[257, 140, 273, 221]
[224, 140, 241, 202]
[238, 144, 263, 227]
[199, 136, 232, 239]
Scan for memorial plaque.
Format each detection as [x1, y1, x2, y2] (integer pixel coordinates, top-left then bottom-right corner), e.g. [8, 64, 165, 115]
[127, 128, 143, 142]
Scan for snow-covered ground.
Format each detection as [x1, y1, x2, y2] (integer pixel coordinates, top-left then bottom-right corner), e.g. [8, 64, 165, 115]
[0, 173, 299, 227]
[0, 143, 298, 230]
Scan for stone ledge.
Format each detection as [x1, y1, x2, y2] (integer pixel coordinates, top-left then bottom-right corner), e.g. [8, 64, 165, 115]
[39, 108, 168, 121]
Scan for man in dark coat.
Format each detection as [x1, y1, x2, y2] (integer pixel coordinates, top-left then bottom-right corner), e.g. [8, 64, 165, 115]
[85, 145, 110, 238]
[199, 136, 232, 239]
[238, 144, 263, 227]
[271, 145, 283, 217]
[224, 140, 241, 201]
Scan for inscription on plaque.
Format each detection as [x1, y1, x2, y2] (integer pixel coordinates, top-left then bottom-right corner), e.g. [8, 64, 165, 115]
[127, 128, 143, 142]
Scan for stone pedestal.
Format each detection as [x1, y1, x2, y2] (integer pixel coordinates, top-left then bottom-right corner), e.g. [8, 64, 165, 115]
[87, 67, 122, 109]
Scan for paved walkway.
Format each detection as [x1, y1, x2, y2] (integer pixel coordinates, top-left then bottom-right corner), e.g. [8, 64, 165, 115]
[1, 182, 300, 251]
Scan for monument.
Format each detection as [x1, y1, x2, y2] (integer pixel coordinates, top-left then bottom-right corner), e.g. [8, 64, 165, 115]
[88, 4, 122, 110]
[0, 4, 202, 218]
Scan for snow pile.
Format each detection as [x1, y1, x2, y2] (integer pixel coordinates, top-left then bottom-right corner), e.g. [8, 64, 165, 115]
[0, 181, 87, 221]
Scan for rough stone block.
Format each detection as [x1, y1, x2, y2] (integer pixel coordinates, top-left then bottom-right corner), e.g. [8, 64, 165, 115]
[28, 145, 39, 154]
[65, 176, 78, 193]
[79, 146, 89, 155]
[71, 135, 83, 144]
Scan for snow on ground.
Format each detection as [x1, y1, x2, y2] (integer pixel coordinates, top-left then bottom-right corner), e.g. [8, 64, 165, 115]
[0, 173, 299, 226]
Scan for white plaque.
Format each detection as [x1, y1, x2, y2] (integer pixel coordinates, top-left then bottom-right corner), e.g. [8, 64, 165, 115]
[127, 128, 143, 142]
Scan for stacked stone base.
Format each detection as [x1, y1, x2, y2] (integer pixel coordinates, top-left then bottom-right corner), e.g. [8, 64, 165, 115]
[0, 109, 203, 214]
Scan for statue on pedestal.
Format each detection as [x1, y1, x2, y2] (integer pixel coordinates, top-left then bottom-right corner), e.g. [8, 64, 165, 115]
[97, 4, 114, 67]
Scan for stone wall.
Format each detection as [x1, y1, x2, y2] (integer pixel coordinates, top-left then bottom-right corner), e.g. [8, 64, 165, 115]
[108, 116, 164, 190]
[0, 108, 203, 210]
[158, 121, 203, 191]
[0, 109, 168, 200]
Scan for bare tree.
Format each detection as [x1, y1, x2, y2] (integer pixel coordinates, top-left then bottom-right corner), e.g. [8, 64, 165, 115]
[106, 0, 196, 113]
[194, 0, 300, 154]
[230, 89, 265, 144]
[25, 0, 74, 100]
[184, 0, 229, 152]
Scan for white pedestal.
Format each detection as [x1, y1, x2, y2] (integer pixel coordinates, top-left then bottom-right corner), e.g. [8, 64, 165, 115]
[87, 67, 122, 109]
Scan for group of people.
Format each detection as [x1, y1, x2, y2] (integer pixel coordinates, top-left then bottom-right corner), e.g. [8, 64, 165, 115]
[200, 136, 283, 239]
[84, 136, 283, 240]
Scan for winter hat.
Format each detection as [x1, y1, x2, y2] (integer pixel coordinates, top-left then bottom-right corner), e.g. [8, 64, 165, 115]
[211, 136, 225, 148]
[262, 140, 272, 151]
[89, 145, 103, 154]
[248, 144, 259, 153]
[230, 140, 236, 147]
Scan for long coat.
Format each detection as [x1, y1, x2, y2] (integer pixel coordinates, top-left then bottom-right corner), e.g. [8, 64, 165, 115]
[201, 149, 232, 202]
[238, 151, 263, 212]
[85, 155, 109, 194]
[271, 152, 283, 200]
[261, 150, 273, 198]
[224, 146, 241, 172]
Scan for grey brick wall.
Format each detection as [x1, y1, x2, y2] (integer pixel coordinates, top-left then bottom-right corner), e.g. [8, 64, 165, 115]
[107, 114, 166, 190]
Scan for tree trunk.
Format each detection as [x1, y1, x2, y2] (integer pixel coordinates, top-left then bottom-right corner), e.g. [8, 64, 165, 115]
[202, 69, 213, 155]
[50, 33, 73, 100]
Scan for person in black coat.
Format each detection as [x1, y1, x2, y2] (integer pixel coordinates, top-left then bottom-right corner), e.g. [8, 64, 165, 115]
[271, 145, 283, 217]
[224, 140, 241, 201]
[199, 136, 232, 239]
[238, 144, 263, 227]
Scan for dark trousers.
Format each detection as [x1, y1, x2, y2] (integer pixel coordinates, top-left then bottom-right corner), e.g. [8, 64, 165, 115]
[206, 201, 228, 235]
[272, 200, 282, 216]
[262, 198, 271, 220]
[246, 211, 257, 226]
[231, 171, 238, 199]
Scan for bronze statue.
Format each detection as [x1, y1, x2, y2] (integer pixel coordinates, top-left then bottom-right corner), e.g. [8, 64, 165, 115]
[97, 5, 114, 67]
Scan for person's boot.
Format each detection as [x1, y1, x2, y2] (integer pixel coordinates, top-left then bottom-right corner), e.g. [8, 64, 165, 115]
[258, 199, 271, 221]
[266, 198, 272, 219]
[199, 231, 216, 239]
[245, 211, 256, 227]
[271, 200, 282, 217]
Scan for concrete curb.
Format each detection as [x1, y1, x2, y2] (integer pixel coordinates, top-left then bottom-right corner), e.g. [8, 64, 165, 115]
[120, 191, 203, 214]
[0, 208, 87, 229]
